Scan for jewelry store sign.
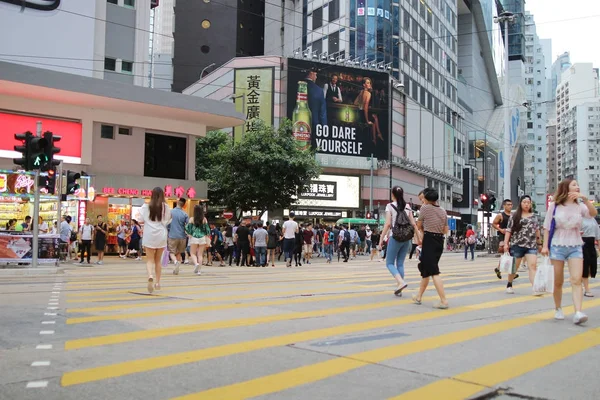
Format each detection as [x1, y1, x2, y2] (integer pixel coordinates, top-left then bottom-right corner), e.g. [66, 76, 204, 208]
[299, 181, 337, 200]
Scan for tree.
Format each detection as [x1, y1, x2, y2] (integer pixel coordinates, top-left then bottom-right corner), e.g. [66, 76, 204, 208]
[195, 130, 230, 181]
[199, 119, 321, 219]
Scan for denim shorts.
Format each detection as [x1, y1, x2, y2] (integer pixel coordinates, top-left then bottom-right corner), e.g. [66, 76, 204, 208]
[550, 245, 583, 261]
[510, 245, 537, 259]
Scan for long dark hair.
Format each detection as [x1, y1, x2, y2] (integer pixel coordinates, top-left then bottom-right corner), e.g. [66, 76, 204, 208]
[225, 225, 233, 237]
[193, 205, 205, 227]
[511, 195, 532, 233]
[149, 187, 165, 222]
[391, 186, 406, 210]
[554, 178, 574, 206]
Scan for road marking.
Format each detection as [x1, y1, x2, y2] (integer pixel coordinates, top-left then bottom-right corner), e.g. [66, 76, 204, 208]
[44, 313, 57, 316]
[26, 381, 48, 388]
[36, 345, 53, 350]
[41, 321, 56, 324]
[31, 361, 51, 366]
[168, 300, 600, 400]
[64, 281, 542, 350]
[64, 276, 505, 324]
[389, 327, 600, 400]
[52, 291, 60, 294]
[40, 331, 55, 335]
[60, 292, 547, 386]
[47, 307, 58, 310]
[48, 302, 59, 306]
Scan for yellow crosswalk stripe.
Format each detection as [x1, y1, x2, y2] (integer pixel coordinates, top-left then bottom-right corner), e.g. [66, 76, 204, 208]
[60, 289, 551, 387]
[168, 299, 600, 400]
[64, 277, 504, 324]
[64, 281, 542, 349]
[389, 327, 600, 400]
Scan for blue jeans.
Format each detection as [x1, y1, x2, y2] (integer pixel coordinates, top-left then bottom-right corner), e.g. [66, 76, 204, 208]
[385, 238, 411, 278]
[255, 247, 267, 265]
[464, 243, 475, 260]
[283, 238, 295, 261]
[324, 244, 333, 261]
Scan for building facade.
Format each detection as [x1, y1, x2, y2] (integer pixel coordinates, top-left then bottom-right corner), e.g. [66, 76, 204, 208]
[0, 0, 152, 86]
[172, 0, 265, 92]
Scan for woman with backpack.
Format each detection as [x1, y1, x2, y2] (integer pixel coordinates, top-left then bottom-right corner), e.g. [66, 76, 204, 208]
[464, 225, 476, 261]
[379, 186, 419, 296]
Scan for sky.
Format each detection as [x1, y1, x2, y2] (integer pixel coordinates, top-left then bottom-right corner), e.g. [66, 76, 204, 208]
[525, 0, 600, 68]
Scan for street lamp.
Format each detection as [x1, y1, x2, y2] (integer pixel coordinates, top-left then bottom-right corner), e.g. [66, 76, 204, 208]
[494, 11, 516, 201]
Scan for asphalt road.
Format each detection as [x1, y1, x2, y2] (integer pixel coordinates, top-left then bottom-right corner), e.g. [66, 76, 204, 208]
[1, 252, 599, 400]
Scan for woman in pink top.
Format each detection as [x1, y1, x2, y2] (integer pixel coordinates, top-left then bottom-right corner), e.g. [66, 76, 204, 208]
[542, 179, 597, 325]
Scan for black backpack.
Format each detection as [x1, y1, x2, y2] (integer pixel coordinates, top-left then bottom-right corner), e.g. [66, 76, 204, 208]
[343, 230, 351, 243]
[390, 204, 414, 242]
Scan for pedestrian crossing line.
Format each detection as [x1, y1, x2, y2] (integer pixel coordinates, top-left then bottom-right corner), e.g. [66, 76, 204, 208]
[60, 289, 557, 387]
[64, 276, 511, 323]
[63, 281, 547, 350]
[355, 278, 499, 289]
[167, 300, 600, 400]
[388, 327, 600, 400]
[65, 273, 498, 310]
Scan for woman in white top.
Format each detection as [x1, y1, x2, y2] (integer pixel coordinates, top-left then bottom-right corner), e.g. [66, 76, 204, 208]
[38, 216, 49, 234]
[138, 187, 171, 293]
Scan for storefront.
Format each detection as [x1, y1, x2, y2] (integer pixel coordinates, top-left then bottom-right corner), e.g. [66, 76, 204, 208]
[284, 174, 361, 224]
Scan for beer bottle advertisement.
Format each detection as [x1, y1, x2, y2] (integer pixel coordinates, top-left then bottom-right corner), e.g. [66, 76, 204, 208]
[286, 58, 390, 161]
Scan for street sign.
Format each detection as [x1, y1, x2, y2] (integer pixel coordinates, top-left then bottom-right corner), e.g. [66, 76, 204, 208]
[448, 219, 457, 231]
[223, 211, 234, 220]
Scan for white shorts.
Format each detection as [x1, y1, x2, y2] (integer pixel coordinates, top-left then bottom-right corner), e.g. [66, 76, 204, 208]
[189, 236, 209, 246]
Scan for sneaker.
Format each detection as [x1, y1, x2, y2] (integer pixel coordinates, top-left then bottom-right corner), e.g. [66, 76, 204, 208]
[173, 262, 180, 275]
[505, 287, 515, 294]
[135, 257, 142, 261]
[196, 270, 202, 276]
[193, 264, 199, 274]
[573, 311, 588, 325]
[79, 260, 84, 264]
[554, 308, 565, 320]
[98, 261, 103, 265]
[532, 291, 544, 297]
[183, 260, 190, 264]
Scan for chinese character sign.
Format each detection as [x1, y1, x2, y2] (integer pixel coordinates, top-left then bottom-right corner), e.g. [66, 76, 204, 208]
[299, 181, 337, 200]
[233, 67, 274, 142]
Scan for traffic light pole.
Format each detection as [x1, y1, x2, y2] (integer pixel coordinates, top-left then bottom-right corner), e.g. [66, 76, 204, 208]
[56, 161, 63, 233]
[32, 169, 40, 268]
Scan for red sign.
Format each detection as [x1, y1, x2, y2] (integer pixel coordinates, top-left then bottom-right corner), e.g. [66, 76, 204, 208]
[0, 112, 82, 163]
[223, 211, 234, 220]
[78, 200, 87, 228]
[102, 186, 199, 198]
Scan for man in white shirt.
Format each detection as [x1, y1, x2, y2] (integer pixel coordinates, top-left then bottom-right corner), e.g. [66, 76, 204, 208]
[282, 212, 299, 268]
[323, 74, 343, 104]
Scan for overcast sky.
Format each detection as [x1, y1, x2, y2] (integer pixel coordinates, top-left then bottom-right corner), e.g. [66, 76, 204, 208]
[525, 0, 600, 68]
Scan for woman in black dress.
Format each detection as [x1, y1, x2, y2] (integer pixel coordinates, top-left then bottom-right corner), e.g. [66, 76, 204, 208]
[267, 222, 278, 267]
[354, 77, 384, 144]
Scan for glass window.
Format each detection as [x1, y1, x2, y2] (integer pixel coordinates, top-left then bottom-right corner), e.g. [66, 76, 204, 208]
[118, 127, 131, 136]
[411, 17, 418, 38]
[420, 27, 426, 48]
[101, 124, 114, 139]
[121, 60, 133, 73]
[144, 133, 187, 179]
[393, 42, 399, 70]
[412, 47, 418, 69]
[403, 43, 410, 63]
[107, 0, 117, 4]
[311, 39, 322, 55]
[427, 8, 432, 26]
[329, 0, 340, 21]
[412, 81, 419, 101]
[124, 0, 134, 6]
[104, 57, 116, 71]
[328, 31, 339, 54]
[350, 30, 356, 59]
[403, 7, 410, 29]
[392, 6, 399, 36]
[419, 56, 425, 76]
[313, 7, 323, 29]
[350, 0, 356, 27]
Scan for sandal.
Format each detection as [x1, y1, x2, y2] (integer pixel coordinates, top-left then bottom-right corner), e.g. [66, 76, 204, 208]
[412, 295, 422, 305]
[147, 277, 154, 294]
[394, 284, 408, 297]
[433, 302, 449, 309]
[494, 267, 502, 280]
[154, 282, 161, 290]
[584, 292, 594, 297]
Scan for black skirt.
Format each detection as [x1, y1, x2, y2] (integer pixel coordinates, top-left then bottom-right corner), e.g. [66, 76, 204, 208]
[418, 232, 444, 278]
[582, 237, 597, 278]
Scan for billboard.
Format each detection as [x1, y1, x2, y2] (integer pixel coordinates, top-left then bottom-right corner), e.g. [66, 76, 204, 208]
[233, 67, 275, 142]
[286, 58, 390, 160]
[295, 175, 360, 209]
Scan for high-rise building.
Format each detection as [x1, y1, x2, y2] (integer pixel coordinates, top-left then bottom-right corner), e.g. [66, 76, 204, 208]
[150, 0, 175, 90]
[556, 63, 600, 195]
[0, 0, 152, 86]
[500, 0, 525, 61]
[172, 0, 265, 93]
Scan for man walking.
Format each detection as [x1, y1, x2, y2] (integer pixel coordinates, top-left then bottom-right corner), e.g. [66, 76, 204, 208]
[169, 198, 189, 275]
[339, 225, 350, 262]
[252, 221, 268, 267]
[302, 223, 314, 264]
[282, 212, 299, 267]
[235, 219, 252, 267]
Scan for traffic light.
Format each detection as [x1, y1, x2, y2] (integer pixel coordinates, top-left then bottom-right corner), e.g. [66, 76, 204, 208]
[488, 194, 497, 211]
[479, 193, 489, 211]
[41, 131, 61, 171]
[29, 135, 50, 170]
[66, 170, 81, 195]
[14, 131, 33, 170]
[45, 169, 57, 195]
[366, 211, 372, 219]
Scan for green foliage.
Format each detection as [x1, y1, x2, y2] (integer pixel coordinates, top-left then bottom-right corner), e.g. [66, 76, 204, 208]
[197, 119, 321, 218]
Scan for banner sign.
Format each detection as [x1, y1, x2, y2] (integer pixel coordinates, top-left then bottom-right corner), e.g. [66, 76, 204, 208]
[299, 181, 337, 200]
[0, 233, 60, 263]
[0, 172, 35, 195]
[233, 67, 275, 142]
[287, 58, 390, 160]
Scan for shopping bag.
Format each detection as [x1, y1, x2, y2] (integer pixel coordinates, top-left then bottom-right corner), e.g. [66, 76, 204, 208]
[533, 257, 554, 293]
[161, 247, 170, 267]
[499, 253, 514, 274]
